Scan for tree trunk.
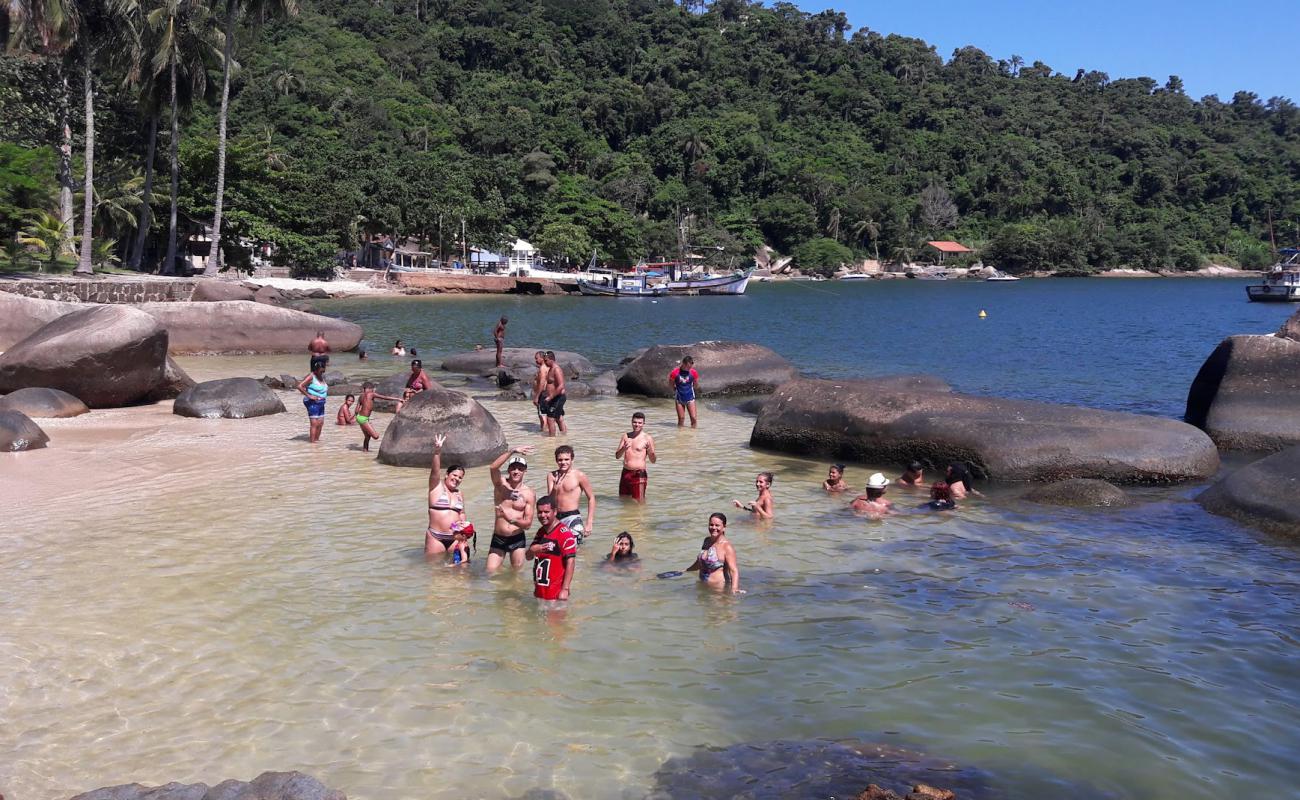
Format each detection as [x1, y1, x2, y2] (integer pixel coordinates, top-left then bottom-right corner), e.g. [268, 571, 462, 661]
[163, 60, 180, 276]
[204, 0, 238, 276]
[58, 67, 76, 256]
[129, 113, 159, 271]
[75, 48, 96, 276]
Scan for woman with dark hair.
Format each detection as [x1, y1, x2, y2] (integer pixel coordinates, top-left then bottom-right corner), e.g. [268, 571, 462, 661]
[605, 532, 640, 568]
[897, 461, 926, 488]
[734, 472, 775, 519]
[945, 462, 981, 499]
[425, 433, 473, 557]
[923, 481, 958, 511]
[823, 464, 848, 493]
[296, 361, 330, 443]
[685, 513, 742, 594]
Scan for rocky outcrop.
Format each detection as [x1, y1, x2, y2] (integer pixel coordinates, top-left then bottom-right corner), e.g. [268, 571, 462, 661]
[1023, 478, 1133, 507]
[751, 376, 1219, 483]
[377, 387, 506, 467]
[190, 280, 256, 302]
[70, 770, 346, 800]
[173, 377, 287, 419]
[141, 356, 197, 402]
[0, 293, 363, 355]
[442, 348, 595, 379]
[1197, 445, 1300, 536]
[0, 409, 49, 451]
[0, 386, 89, 417]
[617, 341, 798, 397]
[1276, 307, 1300, 342]
[0, 305, 168, 407]
[1185, 334, 1300, 451]
[140, 301, 363, 354]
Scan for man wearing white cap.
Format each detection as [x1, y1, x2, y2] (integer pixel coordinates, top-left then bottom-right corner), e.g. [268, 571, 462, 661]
[851, 472, 895, 516]
[487, 445, 537, 572]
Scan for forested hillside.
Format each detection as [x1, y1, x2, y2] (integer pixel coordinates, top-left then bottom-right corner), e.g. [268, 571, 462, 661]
[3, 0, 1298, 276]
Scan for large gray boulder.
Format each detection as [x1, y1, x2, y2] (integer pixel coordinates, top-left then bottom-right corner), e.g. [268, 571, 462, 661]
[141, 356, 198, 402]
[140, 300, 362, 354]
[1198, 445, 1300, 536]
[751, 376, 1219, 483]
[0, 291, 78, 349]
[377, 387, 506, 467]
[1023, 478, 1133, 507]
[0, 305, 168, 407]
[1185, 334, 1300, 451]
[369, 369, 445, 413]
[70, 770, 346, 800]
[190, 279, 256, 302]
[0, 386, 89, 417]
[442, 348, 595, 379]
[0, 409, 49, 451]
[617, 341, 798, 397]
[173, 377, 287, 419]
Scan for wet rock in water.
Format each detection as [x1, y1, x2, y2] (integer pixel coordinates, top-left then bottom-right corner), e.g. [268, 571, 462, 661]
[564, 379, 596, 398]
[735, 396, 768, 415]
[327, 382, 362, 397]
[139, 300, 363, 354]
[586, 369, 620, 396]
[1277, 307, 1300, 343]
[442, 348, 595, 378]
[0, 409, 49, 451]
[0, 387, 89, 418]
[646, 739, 989, 800]
[322, 369, 348, 385]
[1023, 478, 1133, 507]
[617, 341, 798, 398]
[369, 370, 444, 413]
[190, 279, 256, 302]
[497, 383, 530, 401]
[857, 784, 957, 800]
[141, 356, 197, 402]
[1198, 445, 1300, 537]
[619, 346, 649, 365]
[1184, 334, 1300, 451]
[752, 376, 1218, 483]
[377, 387, 506, 467]
[173, 377, 287, 419]
[0, 305, 168, 408]
[70, 770, 346, 800]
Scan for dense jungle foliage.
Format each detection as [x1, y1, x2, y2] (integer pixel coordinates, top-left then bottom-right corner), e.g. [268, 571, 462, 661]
[2, 0, 1299, 276]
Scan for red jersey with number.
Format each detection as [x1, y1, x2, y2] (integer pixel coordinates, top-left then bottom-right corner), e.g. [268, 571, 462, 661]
[532, 523, 578, 600]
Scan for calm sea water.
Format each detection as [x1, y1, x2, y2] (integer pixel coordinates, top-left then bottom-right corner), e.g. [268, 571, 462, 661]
[328, 278, 1294, 418]
[3, 278, 1299, 800]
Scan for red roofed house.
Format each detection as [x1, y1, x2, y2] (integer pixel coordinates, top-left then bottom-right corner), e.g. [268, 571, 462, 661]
[926, 240, 973, 264]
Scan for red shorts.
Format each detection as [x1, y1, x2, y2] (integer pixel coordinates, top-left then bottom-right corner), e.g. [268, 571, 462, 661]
[619, 467, 648, 501]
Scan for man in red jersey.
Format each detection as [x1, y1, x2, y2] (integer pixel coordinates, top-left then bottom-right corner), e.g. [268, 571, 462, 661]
[527, 495, 578, 601]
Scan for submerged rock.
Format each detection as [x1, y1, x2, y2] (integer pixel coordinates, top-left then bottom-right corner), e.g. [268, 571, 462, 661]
[70, 770, 346, 800]
[0, 409, 49, 451]
[1185, 334, 1300, 451]
[1198, 445, 1300, 537]
[173, 378, 287, 419]
[752, 376, 1218, 483]
[617, 341, 798, 397]
[1023, 478, 1133, 507]
[0, 305, 168, 407]
[377, 387, 506, 467]
[0, 386, 89, 418]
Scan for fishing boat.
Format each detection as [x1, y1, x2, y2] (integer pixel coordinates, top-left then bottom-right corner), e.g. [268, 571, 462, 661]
[577, 272, 669, 297]
[1246, 248, 1300, 302]
[838, 273, 873, 281]
[667, 268, 752, 295]
[986, 269, 1021, 282]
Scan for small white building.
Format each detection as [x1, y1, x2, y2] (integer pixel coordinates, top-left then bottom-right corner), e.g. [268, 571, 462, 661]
[508, 239, 540, 271]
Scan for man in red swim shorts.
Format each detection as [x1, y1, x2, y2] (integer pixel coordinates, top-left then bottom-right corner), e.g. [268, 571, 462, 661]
[527, 495, 578, 601]
[614, 411, 656, 502]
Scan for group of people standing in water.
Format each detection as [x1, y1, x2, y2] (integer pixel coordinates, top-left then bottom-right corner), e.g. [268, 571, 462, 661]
[823, 460, 981, 515]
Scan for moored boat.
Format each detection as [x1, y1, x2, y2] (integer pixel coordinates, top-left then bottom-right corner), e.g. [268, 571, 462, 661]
[986, 269, 1021, 282]
[578, 273, 669, 297]
[667, 269, 751, 295]
[1246, 248, 1300, 302]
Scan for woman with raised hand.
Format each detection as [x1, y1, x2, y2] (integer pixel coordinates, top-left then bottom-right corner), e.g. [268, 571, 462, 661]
[425, 433, 471, 557]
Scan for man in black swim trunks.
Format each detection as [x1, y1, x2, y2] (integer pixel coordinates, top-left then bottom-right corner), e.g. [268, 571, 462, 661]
[487, 444, 536, 573]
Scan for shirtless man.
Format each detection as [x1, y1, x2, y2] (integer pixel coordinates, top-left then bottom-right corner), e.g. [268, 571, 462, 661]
[487, 445, 536, 572]
[355, 381, 400, 452]
[547, 444, 595, 545]
[542, 350, 567, 435]
[308, 331, 330, 369]
[397, 358, 434, 413]
[532, 351, 550, 432]
[851, 473, 896, 517]
[614, 411, 656, 503]
[493, 316, 508, 368]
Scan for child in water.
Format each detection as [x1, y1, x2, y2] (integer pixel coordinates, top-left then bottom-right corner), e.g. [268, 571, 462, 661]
[449, 521, 475, 565]
[823, 464, 848, 493]
[336, 395, 356, 425]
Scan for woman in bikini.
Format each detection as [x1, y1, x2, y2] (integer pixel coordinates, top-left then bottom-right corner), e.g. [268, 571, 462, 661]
[425, 433, 471, 557]
[685, 513, 741, 594]
[823, 464, 848, 493]
[734, 472, 775, 520]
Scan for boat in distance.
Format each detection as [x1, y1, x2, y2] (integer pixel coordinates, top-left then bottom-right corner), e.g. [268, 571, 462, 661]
[1246, 248, 1300, 302]
[578, 263, 752, 297]
[986, 269, 1021, 282]
[577, 273, 669, 297]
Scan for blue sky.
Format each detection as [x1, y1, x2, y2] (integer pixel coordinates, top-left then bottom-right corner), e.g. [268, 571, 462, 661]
[793, 0, 1295, 102]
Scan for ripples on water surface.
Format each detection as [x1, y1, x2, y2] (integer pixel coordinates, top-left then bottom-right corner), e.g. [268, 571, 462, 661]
[3, 280, 1300, 799]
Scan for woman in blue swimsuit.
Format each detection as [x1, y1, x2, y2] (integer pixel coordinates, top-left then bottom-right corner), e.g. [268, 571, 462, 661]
[297, 362, 329, 443]
[685, 513, 742, 594]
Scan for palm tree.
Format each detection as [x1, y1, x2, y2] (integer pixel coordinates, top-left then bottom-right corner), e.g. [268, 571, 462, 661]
[851, 218, 881, 261]
[18, 211, 70, 270]
[679, 129, 708, 181]
[204, 0, 299, 276]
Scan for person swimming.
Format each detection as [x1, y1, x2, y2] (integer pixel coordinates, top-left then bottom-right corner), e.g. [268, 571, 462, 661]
[684, 513, 742, 594]
[823, 464, 848, 493]
[897, 461, 926, 488]
[606, 532, 640, 567]
[923, 481, 958, 510]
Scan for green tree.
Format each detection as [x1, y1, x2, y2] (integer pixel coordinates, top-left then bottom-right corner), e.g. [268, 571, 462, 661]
[535, 219, 593, 265]
[792, 236, 853, 276]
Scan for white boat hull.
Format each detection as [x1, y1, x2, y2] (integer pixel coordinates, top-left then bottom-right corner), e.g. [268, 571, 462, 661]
[666, 271, 751, 295]
[1247, 284, 1300, 302]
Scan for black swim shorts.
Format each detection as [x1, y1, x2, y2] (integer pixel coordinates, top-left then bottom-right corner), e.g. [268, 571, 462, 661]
[546, 393, 567, 419]
[490, 531, 527, 553]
